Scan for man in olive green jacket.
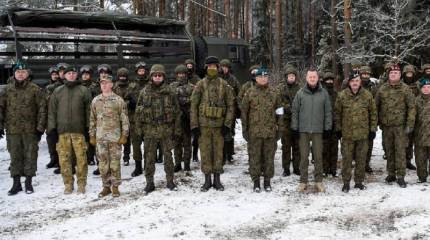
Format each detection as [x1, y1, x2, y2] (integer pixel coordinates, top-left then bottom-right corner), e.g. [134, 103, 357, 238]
[291, 68, 332, 193]
[335, 73, 377, 192]
[48, 66, 92, 194]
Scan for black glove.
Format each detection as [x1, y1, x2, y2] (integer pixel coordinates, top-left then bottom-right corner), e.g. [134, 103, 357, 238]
[0, 129, 4, 139]
[336, 131, 342, 140]
[368, 131, 376, 140]
[291, 129, 299, 139]
[191, 128, 201, 138]
[222, 126, 231, 136]
[323, 130, 332, 139]
[36, 130, 44, 142]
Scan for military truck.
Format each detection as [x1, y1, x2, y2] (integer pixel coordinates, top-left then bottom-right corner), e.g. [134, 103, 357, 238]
[0, 7, 250, 87]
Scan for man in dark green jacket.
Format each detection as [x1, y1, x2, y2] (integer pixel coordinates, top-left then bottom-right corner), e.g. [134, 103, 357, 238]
[0, 61, 46, 195]
[291, 68, 332, 193]
[48, 66, 91, 194]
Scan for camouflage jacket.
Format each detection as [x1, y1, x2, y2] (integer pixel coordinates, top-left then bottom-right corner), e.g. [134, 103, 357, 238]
[171, 80, 194, 132]
[48, 81, 91, 134]
[405, 81, 420, 97]
[135, 82, 181, 138]
[188, 73, 201, 85]
[190, 76, 235, 129]
[85, 79, 101, 99]
[241, 85, 284, 138]
[221, 73, 241, 118]
[362, 80, 378, 97]
[335, 87, 377, 140]
[89, 93, 129, 142]
[126, 79, 148, 123]
[0, 80, 46, 134]
[277, 82, 301, 131]
[238, 81, 255, 110]
[414, 94, 430, 146]
[323, 86, 338, 130]
[375, 82, 416, 128]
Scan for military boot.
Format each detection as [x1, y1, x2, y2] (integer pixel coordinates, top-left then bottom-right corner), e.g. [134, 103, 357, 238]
[263, 178, 272, 192]
[77, 184, 86, 194]
[64, 184, 74, 195]
[24, 176, 34, 194]
[315, 182, 326, 192]
[123, 159, 130, 166]
[293, 169, 300, 176]
[54, 167, 61, 174]
[297, 183, 307, 193]
[385, 175, 396, 183]
[131, 161, 143, 177]
[46, 158, 58, 169]
[93, 167, 100, 175]
[282, 168, 291, 177]
[397, 177, 407, 188]
[166, 178, 178, 191]
[365, 165, 373, 173]
[201, 174, 212, 192]
[342, 183, 350, 193]
[192, 147, 199, 162]
[213, 173, 224, 191]
[98, 187, 112, 198]
[418, 177, 427, 183]
[184, 162, 191, 172]
[406, 162, 417, 170]
[112, 186, 120, 197]
[253, 179, 261, 193]
[8, 176, 22, 196]
[144, 181, 155, 194]
[174, 163, 182, 173]
[354, 183, 366, 190]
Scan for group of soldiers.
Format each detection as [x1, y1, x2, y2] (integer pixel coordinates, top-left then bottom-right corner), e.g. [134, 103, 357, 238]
[1, 54, 430, 197]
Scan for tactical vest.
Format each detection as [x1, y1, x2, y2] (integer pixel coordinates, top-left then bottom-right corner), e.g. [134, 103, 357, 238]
[140, 88, 175, 124]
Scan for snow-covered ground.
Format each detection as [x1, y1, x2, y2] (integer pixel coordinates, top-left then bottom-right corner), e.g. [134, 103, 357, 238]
[1, 125, 430, 240]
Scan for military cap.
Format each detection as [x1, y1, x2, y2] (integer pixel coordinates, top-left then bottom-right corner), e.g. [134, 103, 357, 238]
[359, 66, 372, 75]
[64, 65, 77, 74]
[117, 67, 129, 76]
[403, 65, 416, 75]
[205, 56, 219, 65]
[79, 65, 93, 75]
[220, 59, 232, 67]
[97, 64, 112, 74]
[419, 78, 430, 88]
[150, 64, 166, 76]
[48, 66, 59, 74]
[13, 60, 28, 72]
[175, 64, 188, 74]
[255, 68, 269, 76]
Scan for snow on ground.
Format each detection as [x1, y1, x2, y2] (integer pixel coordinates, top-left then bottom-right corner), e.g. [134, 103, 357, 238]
[1, 125, 430, 240]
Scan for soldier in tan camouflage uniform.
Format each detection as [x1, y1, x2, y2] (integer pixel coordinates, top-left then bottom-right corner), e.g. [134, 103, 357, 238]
[172, 65, 194, 173]
[191, 56, 235, 192]
[278, 66, 301, 177]
[0, 61, 46, 195]
[220, 59, 240, 164]
[376, 64, 416, 188]
[403, 64, 419, 170]
[241, 68, 284, 192]
[48, 66, 91, 194]
[335, 73, 377, 192]
[414, 78, 430, 183]
[90, 75, 129, 198]
[135, 64, 181, 194]
[113, 67, 132, 166]
[185, 59, 201, 162]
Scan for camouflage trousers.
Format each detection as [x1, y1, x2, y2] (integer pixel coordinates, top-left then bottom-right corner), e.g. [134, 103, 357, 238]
[200, 127, 224, 174]
[7, 134, 38, 177]
[144, 136, 174, 183]
[46, 132, 59, 165]
[341, 139, 368, 184]
[57, 133, 88, 187]
[414, 146, 430, 179]
[248, 137, 276, 181]
[382, 126, 407, 177]
[323, 135, 338, 173]
[174, 132, 192, 166]
[406, 132, 414, 164]
[281, 131, 300, 172]
[131, 123, 143, 162]
[96, 141, 122, 187]
[223, 120, 236, 161]
[299, 133, 323, 183]
[366, 139, 374, 168]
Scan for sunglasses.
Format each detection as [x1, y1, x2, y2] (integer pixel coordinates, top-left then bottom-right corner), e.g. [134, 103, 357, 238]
[153, 74, 164, 78]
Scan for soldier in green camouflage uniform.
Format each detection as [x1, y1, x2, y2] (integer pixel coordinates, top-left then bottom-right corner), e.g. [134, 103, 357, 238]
[128, 62, 149, 176]
[414, 78, 430, 183]
[171, 65, 194, 173]
[135, 64, 181, 194]
[90, 75, 129, 198]
[0, 61, 46, 195]
[335, 73, 377, 192]
[238, 65, 259, 107]
[321, 71, 339, 177]
[45, 66, 61, 169]
[278, 66, 301, 176]
[358, 66, 378, 173]
[220, 59, 240, 164]
[185, 59, 201, 163]
[241, 68, 284, 192]
[191, 56, 235, 192]
[403, 65, 419, 170]
[80, 65, 98, 166]
[113, 67, 132, 166]
[48, 66, 91, 194]
[376, 64, 416, 188]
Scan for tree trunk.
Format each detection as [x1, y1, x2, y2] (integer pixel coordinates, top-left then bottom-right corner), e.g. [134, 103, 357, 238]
[233, 0, 240, 39]
[178, 0, 185, 20]
[275, 0, 282, 70]
[159, 0, 165, 17]
[244, 0, 251, 41]
[343, 0, 352, 80]
[330, 0, 340, 87]
[310, 0, 316, 67]
[207, 0, 214, 36]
